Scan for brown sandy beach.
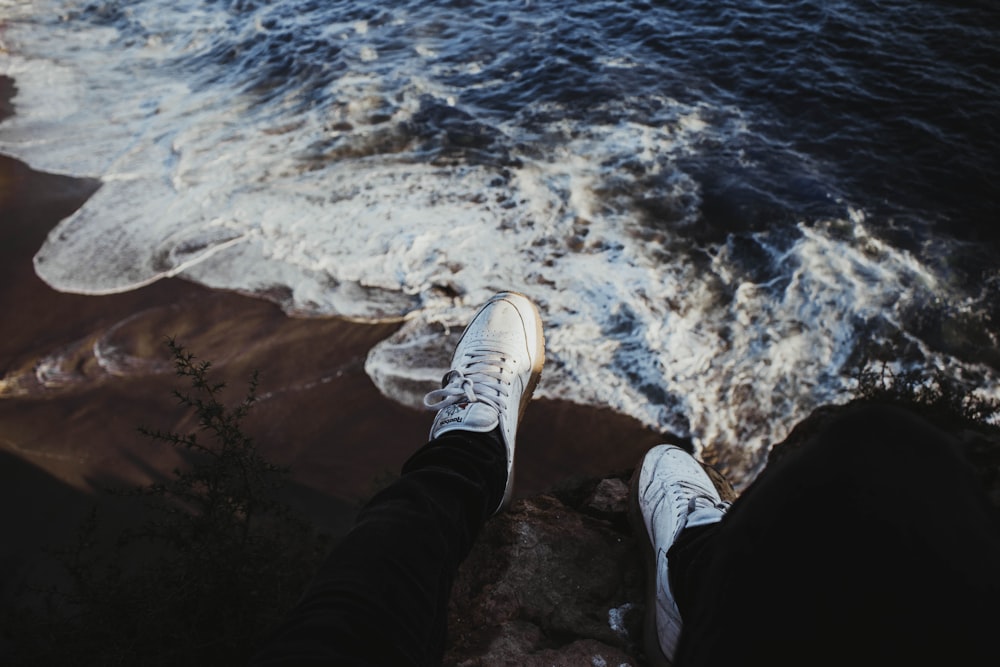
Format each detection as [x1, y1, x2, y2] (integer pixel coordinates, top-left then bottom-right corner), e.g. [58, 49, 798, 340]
[0, 76, 668, 606]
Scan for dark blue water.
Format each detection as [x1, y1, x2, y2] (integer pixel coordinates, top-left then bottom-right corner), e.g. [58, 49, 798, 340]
[166, 0, 1000, 367]
[157, 0, 998, 247]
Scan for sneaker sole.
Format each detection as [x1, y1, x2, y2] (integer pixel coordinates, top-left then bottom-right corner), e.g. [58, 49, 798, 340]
[504, 291, 545, 421]
[496, 290, 545, 509]
[628, 462, 674, 667]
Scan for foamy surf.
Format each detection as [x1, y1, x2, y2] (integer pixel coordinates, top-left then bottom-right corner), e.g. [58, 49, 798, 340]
[365, 212, 997, 483]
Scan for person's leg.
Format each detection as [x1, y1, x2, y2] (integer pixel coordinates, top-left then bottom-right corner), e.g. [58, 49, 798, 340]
[670, 403, 1000, 666]
[251, 292, 545, 666]
[660, 521, 719, 623]
[250, 429, 506, 667]
[629, 445, 731, 667]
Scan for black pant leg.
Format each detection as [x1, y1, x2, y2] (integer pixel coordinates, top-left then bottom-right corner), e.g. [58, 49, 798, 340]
[250, 429, 506, 667]
[671, 403, 1000, 667]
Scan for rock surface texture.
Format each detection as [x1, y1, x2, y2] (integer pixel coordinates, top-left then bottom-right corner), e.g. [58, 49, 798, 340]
[445, 473, 645, 667]
[444, 401, 999, 666]
[445, 467, 736, 667]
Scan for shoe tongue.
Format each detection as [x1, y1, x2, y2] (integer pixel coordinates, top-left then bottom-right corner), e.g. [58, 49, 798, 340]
[686, 495, 725, 529]
[431, 401, 500, 438]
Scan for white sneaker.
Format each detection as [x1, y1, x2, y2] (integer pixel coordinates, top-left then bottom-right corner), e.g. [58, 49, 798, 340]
[630, 445, 731, 666]
[423, 292, 545, 513]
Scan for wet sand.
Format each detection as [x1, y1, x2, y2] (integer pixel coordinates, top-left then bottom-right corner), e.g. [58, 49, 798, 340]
[0, 81, 670, 602]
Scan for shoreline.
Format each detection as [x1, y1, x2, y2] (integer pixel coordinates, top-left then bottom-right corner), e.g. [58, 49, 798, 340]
[0, 147, 669, 603]
[0, 148, 669, 496]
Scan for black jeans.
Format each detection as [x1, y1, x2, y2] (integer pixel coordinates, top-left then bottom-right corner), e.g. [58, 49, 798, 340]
[250, 429, 506, 667]
[669, 403, 1000, 666]
[253, 404, 1000, 666]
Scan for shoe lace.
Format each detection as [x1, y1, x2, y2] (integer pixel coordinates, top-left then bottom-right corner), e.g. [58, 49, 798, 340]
[670, 479, 731, 525]
[423, 345, 518, 419]
[687, 495, 732, 514]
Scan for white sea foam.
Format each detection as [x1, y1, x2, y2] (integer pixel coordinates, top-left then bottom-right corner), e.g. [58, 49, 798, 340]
[364, 211, 977, 482]
[3, 0, 997, 486]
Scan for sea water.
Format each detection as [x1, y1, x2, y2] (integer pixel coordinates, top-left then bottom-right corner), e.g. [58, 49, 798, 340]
[2, 0, 998, 483]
